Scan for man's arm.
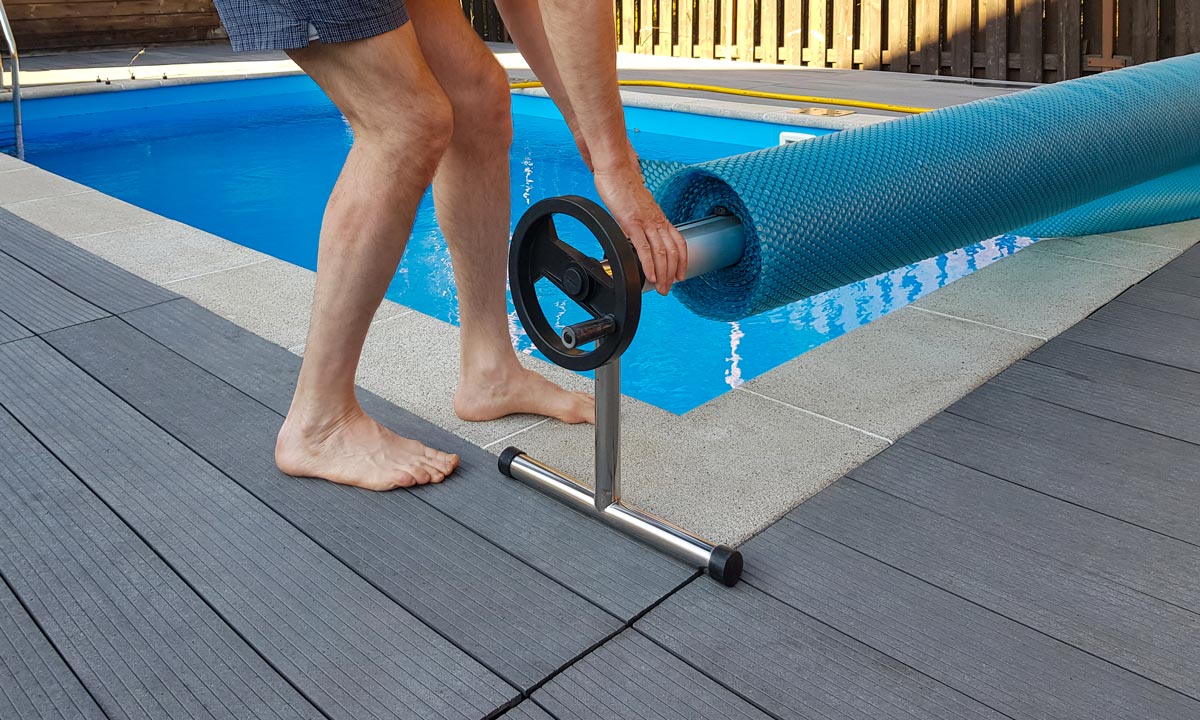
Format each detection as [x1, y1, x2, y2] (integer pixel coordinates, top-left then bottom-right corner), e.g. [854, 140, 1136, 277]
[496, 0, 687, 294]
[492, 0, 591, 168]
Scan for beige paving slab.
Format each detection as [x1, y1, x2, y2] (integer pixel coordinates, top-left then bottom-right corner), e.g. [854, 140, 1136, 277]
[498, 389, 890, 545]
[0, 153, 30, 172]
[1024, 234, 1183, 272]
[166, 257, 408, 349]
[3, 189, 162, 239]
[355, 310, 592, 447]
[742, 306, 1042, 442]
[910, 247, 1147, 339]
[1099, 218, 1200, 251]
[72, 219, 270, 285]
[0, 167, 93, 205]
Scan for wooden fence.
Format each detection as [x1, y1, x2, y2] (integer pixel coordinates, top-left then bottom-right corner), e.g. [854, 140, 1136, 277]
[465, 0, 1200, 82]
[8, 0, 226, 51]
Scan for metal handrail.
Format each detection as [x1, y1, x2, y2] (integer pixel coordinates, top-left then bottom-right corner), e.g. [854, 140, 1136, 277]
[0, 0, 23, 159]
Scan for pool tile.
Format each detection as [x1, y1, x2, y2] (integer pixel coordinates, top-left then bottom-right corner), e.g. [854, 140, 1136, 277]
[71, 219, 270, 284]
[4, 189, 162, 239]
[1025, 234, 1182, 272]
[355, 310, 591, 446]
[1099, 218, 1200, 251]
[0, 167, 92, 205]
[910, 247, 1146, 339]
[742, 306, 1042, 442]
[496, 387, 889, 545]
[167, 257, 408, 349]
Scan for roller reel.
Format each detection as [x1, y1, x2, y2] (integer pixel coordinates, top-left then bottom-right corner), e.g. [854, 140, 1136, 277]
[499, 195, 745, 586]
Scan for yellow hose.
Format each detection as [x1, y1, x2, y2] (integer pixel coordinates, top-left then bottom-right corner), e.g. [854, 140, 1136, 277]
[509, 79, 931, 114]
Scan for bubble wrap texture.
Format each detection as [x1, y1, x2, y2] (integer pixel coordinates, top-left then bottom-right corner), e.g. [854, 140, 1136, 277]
[647, 54, 1200, 321]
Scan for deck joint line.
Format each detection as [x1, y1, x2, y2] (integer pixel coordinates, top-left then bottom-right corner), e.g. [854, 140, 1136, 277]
[0, 189, 94, 207]
[482, 418, 552, 450]
[1024, 245, 1156, 273]
[162, 257, 272, 285]
[735, 387, 894, 444]
[907, 305, 1049, 341]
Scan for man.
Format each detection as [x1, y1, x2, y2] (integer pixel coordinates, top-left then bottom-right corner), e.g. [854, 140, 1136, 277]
[211, 0, 687, 490]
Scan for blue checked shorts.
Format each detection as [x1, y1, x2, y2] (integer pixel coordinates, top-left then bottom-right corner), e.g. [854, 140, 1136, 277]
[213, 0, 409, 51]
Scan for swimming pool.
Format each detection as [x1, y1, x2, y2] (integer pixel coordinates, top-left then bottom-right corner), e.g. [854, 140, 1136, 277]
[17, 76, 1033, 414]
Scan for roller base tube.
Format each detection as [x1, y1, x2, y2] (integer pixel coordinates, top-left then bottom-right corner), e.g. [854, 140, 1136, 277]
[497, 447, 743, 586]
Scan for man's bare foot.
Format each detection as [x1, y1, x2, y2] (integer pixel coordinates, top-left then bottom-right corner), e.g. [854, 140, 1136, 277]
[454, 363, 595, 424]
[276, 406, 459, 491]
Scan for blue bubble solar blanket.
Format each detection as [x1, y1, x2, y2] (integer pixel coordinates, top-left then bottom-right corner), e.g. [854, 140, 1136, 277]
[645, 54, 1200, 321]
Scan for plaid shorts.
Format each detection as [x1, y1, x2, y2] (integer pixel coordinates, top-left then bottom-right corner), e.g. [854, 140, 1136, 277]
[213, 0, 409, 51]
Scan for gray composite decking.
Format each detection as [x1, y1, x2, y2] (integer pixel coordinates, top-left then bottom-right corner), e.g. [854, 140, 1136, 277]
[1, 203, 1199, 719]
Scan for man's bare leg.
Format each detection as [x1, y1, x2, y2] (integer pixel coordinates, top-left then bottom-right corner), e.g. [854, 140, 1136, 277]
[275, 26, 460, 490]
[405, 0, 594, 425]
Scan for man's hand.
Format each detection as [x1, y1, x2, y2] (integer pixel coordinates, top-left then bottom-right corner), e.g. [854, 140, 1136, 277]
[593, 151, 687, 295]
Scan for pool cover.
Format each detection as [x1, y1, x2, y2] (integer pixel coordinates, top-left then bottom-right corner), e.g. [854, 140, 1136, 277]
[644, 54, 1200, 321]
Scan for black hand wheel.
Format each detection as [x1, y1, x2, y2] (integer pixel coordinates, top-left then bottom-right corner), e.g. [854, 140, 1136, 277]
[509, 196, 643, 372]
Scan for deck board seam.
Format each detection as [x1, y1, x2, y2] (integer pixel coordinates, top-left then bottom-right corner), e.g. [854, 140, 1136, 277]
[0, 571, 113, 720]
[515, 571, 703, 703]
[1022, 338, 1200, 387]
[841, 467, 1200, 618]
[725, 567, 1021, 720]
[31, 330, 534, 704]
[105, 302, 648, 627]
[0, 243, 163, 320]
[779, 509, 1200, 704]
[960, 362, 1200, 447]
[892, 434, 1200, 551]
[0, 387, 337, 720]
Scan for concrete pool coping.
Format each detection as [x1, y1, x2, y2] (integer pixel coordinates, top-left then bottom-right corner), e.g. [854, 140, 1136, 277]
[2, 54, 1197, 544]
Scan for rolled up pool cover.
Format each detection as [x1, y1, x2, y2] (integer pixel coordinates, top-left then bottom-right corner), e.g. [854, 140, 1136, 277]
[648, 54, 1200, 322]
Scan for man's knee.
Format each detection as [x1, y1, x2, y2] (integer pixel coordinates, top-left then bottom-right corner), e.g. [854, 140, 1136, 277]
[365, 82, 455, 171]
[450, 61, 512, 146]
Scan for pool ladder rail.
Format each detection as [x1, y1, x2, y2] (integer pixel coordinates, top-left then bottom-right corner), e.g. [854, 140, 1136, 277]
[0, 0, 22, 160]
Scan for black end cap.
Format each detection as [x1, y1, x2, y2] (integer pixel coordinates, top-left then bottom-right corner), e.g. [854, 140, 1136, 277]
[708, 545, 743, 586]
[498, 446, 524, 477]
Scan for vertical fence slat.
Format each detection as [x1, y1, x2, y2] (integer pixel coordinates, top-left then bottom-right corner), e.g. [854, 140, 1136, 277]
[916, 0, 940, 73]
[1057, 0, 1082, 79]
[737, 0, 756, 61]
[697, 0, 716, 57]
[982, 0, 1007, 78]
[809, 0, 829, 66]
[1130, 0, 1157, 64]
[720, 0, 736, 58]
[1115, 0, 1132, 58]
[639, 0, 654, 53]
[889, 0, 912, 69]
[861, 0, 883, 69]
[784, 0, 804, 63]
[471, 0, 486, 37]
[656, 0, 672, 55]
[762, 0, 780, 63]
[620, 0, 636, 52]
[948, 0, 972, 75]
[677, 0, 695, 57]
[1182, 0, 1200, 54]
[1020, 0, 1044, 80]
[1081, 0, 1101, 56]
[833, 0, 855, 67]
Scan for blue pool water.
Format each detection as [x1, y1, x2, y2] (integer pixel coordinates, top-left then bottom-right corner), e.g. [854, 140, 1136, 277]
[19, 76, 1033, 414]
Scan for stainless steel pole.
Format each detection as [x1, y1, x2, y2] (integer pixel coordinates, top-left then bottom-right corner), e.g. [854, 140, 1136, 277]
[0, 0, 22, 160]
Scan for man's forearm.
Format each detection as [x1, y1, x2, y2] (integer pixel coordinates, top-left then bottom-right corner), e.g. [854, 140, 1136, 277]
[493, 0, 589, 162]
[535, 0, 635, 174]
